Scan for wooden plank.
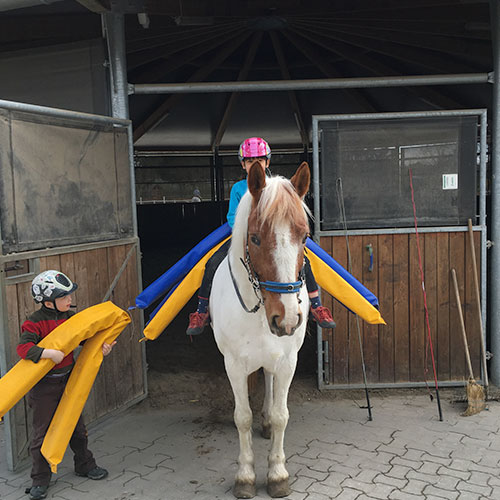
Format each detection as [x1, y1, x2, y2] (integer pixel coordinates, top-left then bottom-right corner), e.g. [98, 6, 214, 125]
[436, 233, 451, 380]
[409, 233, 425, 382]
[106, 245, 133, 412]
[393, 234, 409, 382]
[72, 251, 90, 311]
[319, 236, 334, 382]
[449, 231, 466, 380]
[6, 284, 20, 366]
[465, 231, 481, 378]
[362, 235, 379, 383]
[378, 233, 394, 383]
[424, 233, 438, 385]
[86, 247, 111, 420]
[43, 255, 61, 272]
[331, 236, 349, 385]
[124, 244, 145, 397]
[122, 244, 144, 397]
[348, 236, 363, 384]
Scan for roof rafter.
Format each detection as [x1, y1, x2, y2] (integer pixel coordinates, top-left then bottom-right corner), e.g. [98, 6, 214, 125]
[269, 30, 309, 149]
[130, 30, 246, 83]
[288, 27, 463, 109]
[133, 30, 252, 143]
[281, 29, 377, 112]
[292, 19, 491, 67]
[212, 31, 263, 150]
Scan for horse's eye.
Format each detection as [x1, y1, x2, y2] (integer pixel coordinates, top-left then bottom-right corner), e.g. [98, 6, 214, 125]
[302, 234, 309, 244]
[250, 234, 261, 246]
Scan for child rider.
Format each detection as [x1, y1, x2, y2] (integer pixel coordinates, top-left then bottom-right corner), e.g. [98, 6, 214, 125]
[17, 270, 115, 500]
[186, 137, 335, 336]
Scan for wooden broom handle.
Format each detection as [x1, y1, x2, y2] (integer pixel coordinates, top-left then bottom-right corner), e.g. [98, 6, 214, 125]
[451, 268, 475, 379]
[468, 219, 489, 388]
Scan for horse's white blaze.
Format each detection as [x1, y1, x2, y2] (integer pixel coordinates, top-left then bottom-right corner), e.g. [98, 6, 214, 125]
[272, 223, 302, 333]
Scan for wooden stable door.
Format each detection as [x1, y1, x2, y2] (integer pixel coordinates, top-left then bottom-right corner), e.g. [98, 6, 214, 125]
[319, 230, 481, 386]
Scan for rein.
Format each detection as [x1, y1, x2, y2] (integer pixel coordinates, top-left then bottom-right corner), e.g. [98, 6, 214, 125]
[228, 238, 305, 314]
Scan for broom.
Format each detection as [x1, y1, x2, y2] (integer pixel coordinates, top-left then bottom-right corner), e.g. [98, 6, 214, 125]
[451, 268, 486, 416]
[467, 219, 489, 399]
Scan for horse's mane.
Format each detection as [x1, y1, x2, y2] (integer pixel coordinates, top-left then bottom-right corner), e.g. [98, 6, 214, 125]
[231, 176, 310, 256]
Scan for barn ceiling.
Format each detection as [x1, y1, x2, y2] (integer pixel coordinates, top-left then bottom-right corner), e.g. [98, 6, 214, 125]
[0, 0, 493, 153]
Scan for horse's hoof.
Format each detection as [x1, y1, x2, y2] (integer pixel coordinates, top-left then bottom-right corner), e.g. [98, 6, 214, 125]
[233, 480, 256, 499]
[261, 424, 271, 439]
[267, 478, 291, 498]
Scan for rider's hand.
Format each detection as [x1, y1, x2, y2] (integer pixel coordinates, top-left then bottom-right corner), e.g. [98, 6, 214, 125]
[41, 348, 65, 364]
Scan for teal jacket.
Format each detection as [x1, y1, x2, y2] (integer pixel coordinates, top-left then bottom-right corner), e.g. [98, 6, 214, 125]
[227, 179, 248, 228]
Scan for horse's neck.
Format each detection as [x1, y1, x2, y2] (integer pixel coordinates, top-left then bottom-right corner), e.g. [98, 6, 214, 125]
[228, 223, 257, 300]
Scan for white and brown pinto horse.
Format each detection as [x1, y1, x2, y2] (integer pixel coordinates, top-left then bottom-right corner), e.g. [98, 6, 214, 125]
[211, 161, 311, 498]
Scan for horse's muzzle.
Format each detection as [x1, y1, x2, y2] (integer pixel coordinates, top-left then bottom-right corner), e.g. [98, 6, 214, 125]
[270, 312, 303, 337]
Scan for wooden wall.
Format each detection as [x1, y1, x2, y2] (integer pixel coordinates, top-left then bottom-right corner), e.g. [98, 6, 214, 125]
[320, 230, 482, 386]
[3, 241, 145, 466]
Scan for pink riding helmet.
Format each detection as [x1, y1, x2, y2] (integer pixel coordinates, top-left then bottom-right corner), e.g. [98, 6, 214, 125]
[238, 137, 271, 161]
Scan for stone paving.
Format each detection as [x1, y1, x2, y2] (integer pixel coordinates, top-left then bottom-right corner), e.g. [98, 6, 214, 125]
[1, 389, 500, 499]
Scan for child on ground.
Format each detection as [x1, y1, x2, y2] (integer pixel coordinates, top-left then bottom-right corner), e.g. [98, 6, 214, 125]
[17, 270, 116, 500]
[187, 137, 335, 335]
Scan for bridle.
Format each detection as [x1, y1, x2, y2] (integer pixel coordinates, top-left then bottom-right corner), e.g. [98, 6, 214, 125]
[228, 235, 305, 314]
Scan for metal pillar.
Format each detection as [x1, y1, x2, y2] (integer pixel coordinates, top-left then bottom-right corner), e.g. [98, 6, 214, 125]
[489, 0, 500, 385]
[103, 13, 129, 119]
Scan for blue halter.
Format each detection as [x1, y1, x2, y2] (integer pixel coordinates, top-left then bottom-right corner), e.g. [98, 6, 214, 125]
[258, 280, 303, 294]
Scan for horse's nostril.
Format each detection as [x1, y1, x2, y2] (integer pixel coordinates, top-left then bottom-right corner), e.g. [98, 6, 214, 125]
[297, 312, 303, 327]
[271, 315, 279, 330]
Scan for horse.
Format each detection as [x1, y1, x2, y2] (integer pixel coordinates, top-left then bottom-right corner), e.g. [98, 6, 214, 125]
[210, 161, 311, 498]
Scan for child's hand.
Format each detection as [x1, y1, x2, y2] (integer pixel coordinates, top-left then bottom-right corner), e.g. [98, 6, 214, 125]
[41, 348, 65, 364]
[102, 341, 117, 356]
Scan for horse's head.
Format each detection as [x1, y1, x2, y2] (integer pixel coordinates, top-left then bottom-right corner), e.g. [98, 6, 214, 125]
[245, 161, 311, 337]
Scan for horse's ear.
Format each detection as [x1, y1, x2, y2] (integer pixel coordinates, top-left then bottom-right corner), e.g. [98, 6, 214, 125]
[247, 161, 266, 199]
[291, 162, 310, 199]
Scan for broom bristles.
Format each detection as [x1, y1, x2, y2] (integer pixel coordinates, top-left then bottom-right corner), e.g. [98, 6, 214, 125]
[461, 378, 486, 416]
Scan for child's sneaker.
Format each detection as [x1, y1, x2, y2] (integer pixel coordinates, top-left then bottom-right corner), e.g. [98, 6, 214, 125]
[29, 485, 48, 500]
[186, 311, 210, 335]
[310, 306, 336, 329]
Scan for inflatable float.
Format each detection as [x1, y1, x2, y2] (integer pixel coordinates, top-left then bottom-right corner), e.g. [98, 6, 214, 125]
[135, 226, 385, 341]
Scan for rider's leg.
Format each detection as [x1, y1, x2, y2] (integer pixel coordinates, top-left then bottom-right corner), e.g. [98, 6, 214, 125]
[304, 257, 336, 329]
[187, 241, 230, 335]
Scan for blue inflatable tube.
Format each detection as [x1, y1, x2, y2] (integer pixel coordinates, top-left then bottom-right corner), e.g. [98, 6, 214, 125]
[305, 238, 379, 308]
[135, 223, 231, 309]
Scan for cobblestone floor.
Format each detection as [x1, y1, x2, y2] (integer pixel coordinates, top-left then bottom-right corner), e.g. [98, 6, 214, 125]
[1, 388, 499, 499]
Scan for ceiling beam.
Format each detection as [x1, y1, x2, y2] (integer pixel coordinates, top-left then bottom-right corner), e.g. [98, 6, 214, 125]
[130, 28, 246, 83]
[212, 31, 263, 150]
[293, 19, 492, 67]
[75, 0, 110, 12]
[270, 30, 310, 148]
[282, 29, 377, 112]
[288, 27, 464, 109]
[289, 21, 481, 73]
[133, 30, 252, 143]
[128, 23, 243, 70]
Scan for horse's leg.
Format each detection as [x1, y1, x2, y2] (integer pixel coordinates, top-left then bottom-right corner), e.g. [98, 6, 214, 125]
[226, 360, 256, 499]
[266, 366, 294, 498]
[261, 369, 273, 439]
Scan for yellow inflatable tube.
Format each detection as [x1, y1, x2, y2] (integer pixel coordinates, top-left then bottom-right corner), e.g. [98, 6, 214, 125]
[143, 236, 231, 340]
[0, 302, 130, 420]
[305, 248, 385, 325]
[41, 312, 130, 473]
